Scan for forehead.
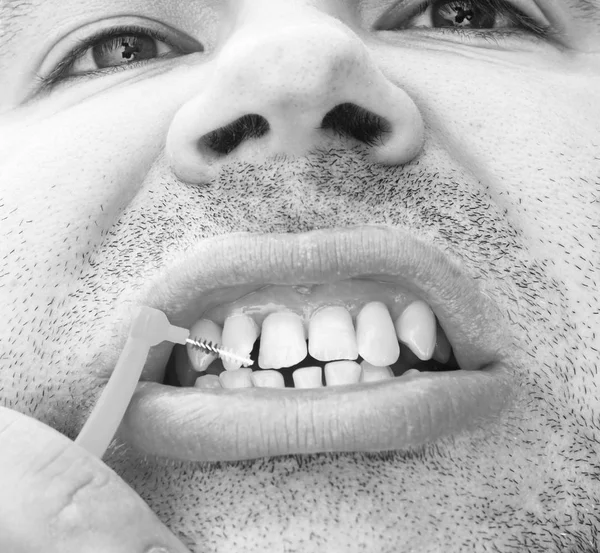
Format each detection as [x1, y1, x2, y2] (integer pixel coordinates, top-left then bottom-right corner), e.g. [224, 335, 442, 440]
[0, 0, 35, 42]
[0, 0, 32, 22]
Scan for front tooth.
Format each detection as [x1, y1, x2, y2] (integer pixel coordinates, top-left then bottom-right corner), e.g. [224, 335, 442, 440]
[308, 306, 358, 362]
[355, 302, 400, 366]
[258, 311, 307, 369]
[433, 322, 451, 364]
[292, 366, 323, 388]
[187, 319, 223, 372]
[395, 301, 436, 361]
[251, 370, 285, 388]
[360, 361, 394, 383]
[194, 374, 222, 389]
[219, 368, 254, 389]
[221, 314, 260, 371]
[324, 361, 362, 386]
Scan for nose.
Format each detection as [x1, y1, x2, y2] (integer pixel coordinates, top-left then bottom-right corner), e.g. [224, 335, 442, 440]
[166, 11, 424, 184]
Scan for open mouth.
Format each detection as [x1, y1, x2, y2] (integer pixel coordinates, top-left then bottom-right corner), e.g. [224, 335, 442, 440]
[163, 281, 460, 391]
[116, 226, 515, 462]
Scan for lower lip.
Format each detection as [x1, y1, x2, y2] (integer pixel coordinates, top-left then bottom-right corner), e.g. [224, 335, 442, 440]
[119, 364, 514, 462]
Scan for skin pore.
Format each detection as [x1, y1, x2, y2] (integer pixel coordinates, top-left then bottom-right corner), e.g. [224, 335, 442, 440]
[1, 0, 600, 551]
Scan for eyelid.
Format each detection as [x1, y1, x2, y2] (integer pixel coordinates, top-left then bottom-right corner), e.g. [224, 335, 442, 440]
[54, 27, 176, 81]
[38, 16, 203, 82]
[373, 0, 552, 31]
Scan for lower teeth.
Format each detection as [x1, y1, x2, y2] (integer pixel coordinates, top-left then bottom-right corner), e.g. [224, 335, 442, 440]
[165, 342, 459, 389]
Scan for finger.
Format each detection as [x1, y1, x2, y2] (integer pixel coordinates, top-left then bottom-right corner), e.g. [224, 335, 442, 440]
[0, 406, 191, 553]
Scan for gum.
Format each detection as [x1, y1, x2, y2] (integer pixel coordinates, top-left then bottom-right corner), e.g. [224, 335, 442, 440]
[201, 278, 421, 329]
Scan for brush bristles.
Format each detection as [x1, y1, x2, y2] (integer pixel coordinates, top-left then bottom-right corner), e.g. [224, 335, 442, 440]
[186, 337, 254, 367]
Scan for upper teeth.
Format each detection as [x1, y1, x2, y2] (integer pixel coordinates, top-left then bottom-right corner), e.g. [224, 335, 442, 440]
[186, 318, 222, 372]
[184, 296, 448, 390]
[355, 301, 400, 366]
[395, 300, 436, 361]
[258, 311, 307, 369]
[221, 314, 260, 371]
[308, 306, 358, 361]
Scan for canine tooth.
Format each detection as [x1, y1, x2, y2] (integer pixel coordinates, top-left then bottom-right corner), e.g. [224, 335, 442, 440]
[221, 314, 260, 371]
[308, 306, 358, 362]
[433, 323, 451, 364]
[219, 368, 254, 388]
[251, 370, 285, 388]
[356, 302, 400, 366]
[194, 374, 222, 389]
[187, 319, 223, 372]
[360, 361, 394, 383]
[395, 301, 436, 361]
[292, 366, 323, 389]
[258, 311, 307, 369]
[324, 361, 362, 387]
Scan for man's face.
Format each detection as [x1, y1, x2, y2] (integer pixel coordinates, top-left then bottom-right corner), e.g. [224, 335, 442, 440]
[1, 0, 600, 550]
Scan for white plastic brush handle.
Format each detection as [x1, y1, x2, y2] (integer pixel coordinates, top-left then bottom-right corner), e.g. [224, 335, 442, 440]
[75, 306, 189, 458]
[75, 336, 152, 458]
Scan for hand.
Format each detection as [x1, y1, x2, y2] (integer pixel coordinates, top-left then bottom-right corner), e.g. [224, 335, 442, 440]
[0, 406, 191, 553]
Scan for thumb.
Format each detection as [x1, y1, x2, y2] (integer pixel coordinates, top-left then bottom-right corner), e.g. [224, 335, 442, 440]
[0, 406, 191, 553]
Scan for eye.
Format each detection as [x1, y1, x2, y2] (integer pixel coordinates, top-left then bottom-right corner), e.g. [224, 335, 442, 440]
[376, 0, 552, 41]
[38, 22, 203, 88]
[70, 30, 176, 75]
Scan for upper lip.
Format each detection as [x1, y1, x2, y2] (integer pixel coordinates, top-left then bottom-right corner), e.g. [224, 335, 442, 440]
[128, 225, 511, 380]
[106, 225, 518, 461]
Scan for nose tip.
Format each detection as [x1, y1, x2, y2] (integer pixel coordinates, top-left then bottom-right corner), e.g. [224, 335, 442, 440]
[166, 21, 424, 184]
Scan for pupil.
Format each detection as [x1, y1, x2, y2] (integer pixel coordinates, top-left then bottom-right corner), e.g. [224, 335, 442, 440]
[93, 35, 158, 69]
[432, 0, 495, 29]
[454, 7, 473, 24]
[120, 40, 139, 60]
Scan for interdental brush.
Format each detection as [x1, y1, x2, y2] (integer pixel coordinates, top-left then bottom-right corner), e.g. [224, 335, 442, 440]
[185, 336, 254, 367]
[75, 306, 252, 459]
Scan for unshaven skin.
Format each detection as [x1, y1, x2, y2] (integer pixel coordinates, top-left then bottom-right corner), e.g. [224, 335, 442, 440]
[1, 0, 600, 551]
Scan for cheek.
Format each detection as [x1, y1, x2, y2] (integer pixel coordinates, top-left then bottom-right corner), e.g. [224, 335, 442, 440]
[0, 79, 186, 272]
[406, 56, 600, 288]
[465, 72, 600, 253]
[377, 47, 600, 415]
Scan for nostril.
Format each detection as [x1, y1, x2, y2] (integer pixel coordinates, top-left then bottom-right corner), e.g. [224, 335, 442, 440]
[320, 103, 392, 147]
[200, 114, 270, 156]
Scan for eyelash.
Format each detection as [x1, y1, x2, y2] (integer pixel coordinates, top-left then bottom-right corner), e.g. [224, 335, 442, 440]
[391, 0, 552, 43]
[37, 24, 180, 89]
[38, 3, 551, 90]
